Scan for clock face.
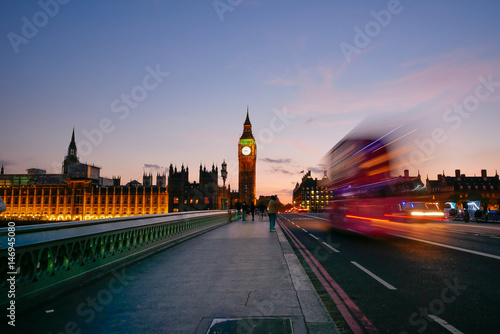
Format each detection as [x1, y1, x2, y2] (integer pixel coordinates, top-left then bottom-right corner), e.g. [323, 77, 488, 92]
[242, 146, 251, 155]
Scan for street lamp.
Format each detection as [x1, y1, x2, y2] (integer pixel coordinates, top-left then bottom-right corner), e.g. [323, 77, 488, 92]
[221, 160, 227, 210]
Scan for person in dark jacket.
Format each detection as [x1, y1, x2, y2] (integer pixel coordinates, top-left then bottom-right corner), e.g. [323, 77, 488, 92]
[268, 195, 278, 232]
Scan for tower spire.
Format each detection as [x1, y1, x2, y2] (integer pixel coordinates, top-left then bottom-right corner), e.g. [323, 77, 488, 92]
[62, 127, 80, 174]
[244, 106, 251, 126]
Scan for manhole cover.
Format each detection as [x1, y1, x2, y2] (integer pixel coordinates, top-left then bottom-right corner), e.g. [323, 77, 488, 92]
[207, 318, 294, 334]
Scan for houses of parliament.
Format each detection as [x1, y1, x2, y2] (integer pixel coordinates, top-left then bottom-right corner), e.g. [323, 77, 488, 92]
[0, 112, 257, 222]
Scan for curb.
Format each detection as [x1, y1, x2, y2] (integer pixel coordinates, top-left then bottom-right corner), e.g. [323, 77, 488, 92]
[275, 220, 340, 334]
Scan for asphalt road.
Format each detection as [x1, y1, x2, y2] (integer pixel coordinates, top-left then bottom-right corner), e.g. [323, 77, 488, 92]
[277, 213, 500, 334]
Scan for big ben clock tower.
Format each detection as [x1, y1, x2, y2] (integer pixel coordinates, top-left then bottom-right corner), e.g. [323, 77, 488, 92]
[238, 107, 257, 205]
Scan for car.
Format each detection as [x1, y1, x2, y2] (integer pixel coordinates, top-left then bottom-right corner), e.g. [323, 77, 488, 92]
[394, 201, 446, 222]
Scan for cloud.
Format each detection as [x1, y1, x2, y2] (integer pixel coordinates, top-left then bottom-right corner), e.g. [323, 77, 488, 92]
[265, 48, 500, 118]
[143, 164, 161, 170]
[270, 167, 294, 175]
[261, 158, 292, 164]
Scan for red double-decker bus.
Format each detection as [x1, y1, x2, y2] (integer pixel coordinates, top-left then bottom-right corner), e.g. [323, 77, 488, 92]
[322, 126, 445, 236]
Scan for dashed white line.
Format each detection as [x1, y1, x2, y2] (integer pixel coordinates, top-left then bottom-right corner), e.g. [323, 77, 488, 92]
[323, 242, 340, 253]
[351, 261, 397, 290]
[428, 314, 463, 334]
[309, 233, 319, 240]
[392, 234, 500, 261]
[301, 228, 308, 233]
[304, 214, 330, 222]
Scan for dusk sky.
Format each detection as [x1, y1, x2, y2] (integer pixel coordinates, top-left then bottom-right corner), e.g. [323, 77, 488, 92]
[1, 0, 500, 204]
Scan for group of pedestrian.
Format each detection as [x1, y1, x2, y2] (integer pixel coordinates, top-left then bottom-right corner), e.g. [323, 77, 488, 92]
[236, 195, 279, 232]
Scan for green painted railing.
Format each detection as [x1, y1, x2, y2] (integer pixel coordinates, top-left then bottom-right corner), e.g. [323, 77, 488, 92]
[0, 210, 235, 309]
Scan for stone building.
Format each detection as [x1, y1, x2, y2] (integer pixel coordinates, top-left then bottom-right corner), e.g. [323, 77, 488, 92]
[426, 169, 500, 210]
[167, 164, 219, 212]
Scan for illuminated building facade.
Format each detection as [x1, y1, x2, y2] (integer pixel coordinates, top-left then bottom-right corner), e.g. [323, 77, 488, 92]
[293, 171, 332, 212]
[0, 130, 168, 222]
[0, 180, 167, 221]
[238, 108, 257, 205]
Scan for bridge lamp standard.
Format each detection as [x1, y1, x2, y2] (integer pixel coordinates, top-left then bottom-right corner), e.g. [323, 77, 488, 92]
[221, 160, 228, 210]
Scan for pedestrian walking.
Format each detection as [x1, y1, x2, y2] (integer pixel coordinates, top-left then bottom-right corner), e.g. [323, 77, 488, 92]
[250, 202, 255, 221]
[259, 202, 266, 219]
[268, 195, 278, 232]
[242, 202, 248, 221]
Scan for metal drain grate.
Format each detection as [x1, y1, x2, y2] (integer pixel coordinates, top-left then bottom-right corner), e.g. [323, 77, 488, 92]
[207, 318, 294, 334]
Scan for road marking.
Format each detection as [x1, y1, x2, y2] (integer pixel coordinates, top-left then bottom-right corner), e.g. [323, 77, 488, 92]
[491, 236, 500, 239]
[428, 315, 463, 334]
[301, 228, 308, 233]
[279, 221, 376, 333]
[309, 233, 319, 240]
[351, 261, 397, 290]
[304, 214, 330, 221]
[323, 242, 340, 253]
[393, 234, 500, 261]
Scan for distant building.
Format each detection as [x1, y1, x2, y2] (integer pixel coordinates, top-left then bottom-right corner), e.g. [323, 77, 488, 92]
[228, 188, 240, 209]
[426, 169, 500, 210]
[0, 129, 167, 221]
[167, 164, 219, 212]
[157, 172, 167, 188]
[293, 171, 332, 212]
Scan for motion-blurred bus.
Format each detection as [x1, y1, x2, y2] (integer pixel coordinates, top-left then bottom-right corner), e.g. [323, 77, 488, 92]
[321, 124, 445, 235]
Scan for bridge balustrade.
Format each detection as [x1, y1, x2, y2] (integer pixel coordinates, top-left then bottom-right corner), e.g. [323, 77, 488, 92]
[0, 210, 235, 309]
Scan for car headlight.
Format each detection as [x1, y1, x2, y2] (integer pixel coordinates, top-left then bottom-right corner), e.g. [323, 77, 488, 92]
[411, 211, 445, 217]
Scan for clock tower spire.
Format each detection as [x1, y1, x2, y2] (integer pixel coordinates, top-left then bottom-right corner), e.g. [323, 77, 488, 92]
[238, 107, 257, 205]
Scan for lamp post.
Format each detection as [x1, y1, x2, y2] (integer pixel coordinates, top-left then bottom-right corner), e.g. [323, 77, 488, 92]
[221, 160, 227, 210]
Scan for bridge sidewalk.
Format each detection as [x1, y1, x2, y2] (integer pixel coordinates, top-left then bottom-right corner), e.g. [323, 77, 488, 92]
[13, 215, 337, 333]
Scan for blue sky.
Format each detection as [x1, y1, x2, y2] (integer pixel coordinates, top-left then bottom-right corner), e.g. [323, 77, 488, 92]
[1, 0, 500, 203]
